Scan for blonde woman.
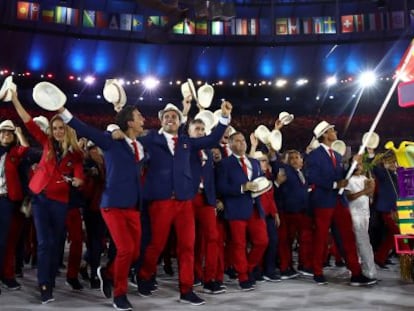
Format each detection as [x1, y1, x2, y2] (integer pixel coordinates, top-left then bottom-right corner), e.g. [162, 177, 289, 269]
[10, 90, 84, 304]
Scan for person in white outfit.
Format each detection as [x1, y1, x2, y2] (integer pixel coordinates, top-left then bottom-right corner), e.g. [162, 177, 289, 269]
[345, 161, 377, 279]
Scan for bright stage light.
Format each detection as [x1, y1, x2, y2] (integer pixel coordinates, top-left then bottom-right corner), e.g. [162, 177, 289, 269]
[296, 78, 308, 86]
[275, 79, 287, 88]
[358, 71, 376, 88]
[84, 75, 95, 85]
[143, 77, 159, 90]
[326, 76, 337, 86]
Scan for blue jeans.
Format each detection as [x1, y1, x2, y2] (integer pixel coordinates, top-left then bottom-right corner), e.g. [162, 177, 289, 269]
[32, 194, 68, 286]
[0, 196, 14, 274]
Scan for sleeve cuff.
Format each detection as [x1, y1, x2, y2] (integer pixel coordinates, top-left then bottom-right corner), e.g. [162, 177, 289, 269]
[60, 109, 73, 123]
[219, 115, 230, 126]
[333, 182, 338, 189]
[181, 115, 188, 124]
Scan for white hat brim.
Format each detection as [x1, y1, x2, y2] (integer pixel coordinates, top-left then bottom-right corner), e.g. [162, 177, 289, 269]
[197, 84, 214, 108]
[33, 82, 66, 111]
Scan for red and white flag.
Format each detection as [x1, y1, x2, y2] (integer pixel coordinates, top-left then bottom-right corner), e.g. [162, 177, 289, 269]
[341, 15, 354, 33]
[395, 39, 414, 82]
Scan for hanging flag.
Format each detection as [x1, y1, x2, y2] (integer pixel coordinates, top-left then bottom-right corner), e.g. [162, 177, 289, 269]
[16, 2, 29, 20]
[83, 10, 95, 28]
[353, 14, 365, 32]
[235, 18, 247, 35]
[172, 21, 184, 34]
[196, 21, 208, 35]
[120, 14, 132, 31]
[275, 18, 288, 35]
[323, 16, 336, 34]
[184, 19, 195, 34]
[224, 20, 234, 35]
[41, 7, 55, 23]
[95, 11, 108, 28]
[368, 12, 384, 31]
[249, 18, 258, 35]
[313, 17, 323, 34]
[341, 15, 354, 33]
[132, 15, 144, 32]
[391, 11, 405, 29]
[29, 3, 40, 20]
[147, 16, 160, 28]
[211, 21, 223, 35]
[259, 18, 271, 35]
[66, 8, 79, 26]
[395, 39, 414, 82]
[55, 6, 67, 24]
[398, 80, 414, 108]
[302, 17, 313, 34]
[108, 14, 120, 30]
[288, 17, 300, 35]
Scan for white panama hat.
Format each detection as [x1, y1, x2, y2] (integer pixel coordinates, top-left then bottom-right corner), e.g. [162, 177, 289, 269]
[32, 81, 66, 111]
[194, 110, 215, 135]
[268, 129, 282, 152]
[0, 76, 16, 102]
[103, 79, 127, 110]
[362, 132, 380, 149]
[254, 125, 271, 145]
[181, 79, 197, 101]
[197, 83, 214, 108]
[0, 119, 16, 131]
[331, 140, 347, 156]
[278, 111, 294, 125]
[251, 176, 272, 198]
[158, 103, 183, 121]
[313, 120, 335, 139]
[33, 115, 49, 133]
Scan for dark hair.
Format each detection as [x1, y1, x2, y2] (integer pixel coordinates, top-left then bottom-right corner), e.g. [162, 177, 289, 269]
[189, 118, 205, 126]
[115, 105, 137, 132]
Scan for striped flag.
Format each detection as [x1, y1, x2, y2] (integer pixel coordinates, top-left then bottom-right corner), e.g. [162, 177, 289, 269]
[132, 15, 144, 32]
[184, 20, 195, 34]
[16, 2, 29, 20]
[29, 3, 40, 20]
[288, 17, 300, 35]
[211, 21, 223, 35]
[120, 14, 132, 31]
[41, 7, 55, 23]
[302, 18, 313, 34]
[323, 16, 336, 34]
[195, 21, 208, 35]
[83, 10, 95, 28]
[66, 8, 79, 26]
[276, 18, 288, 35]
[172, 22, 184, 34]
[368, 12, 384, 31]
[395, 39, 414, 82]
[224, 20, 234, 35]
[96, 12, 108, 28]
[313, 17, 323, 34]
[353, 14, 365, 32]
[55, 6, 67, 24]
[235, 19, 248, 35]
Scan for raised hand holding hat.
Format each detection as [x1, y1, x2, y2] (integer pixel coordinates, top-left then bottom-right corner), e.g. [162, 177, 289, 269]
[32, 82, 66, 111]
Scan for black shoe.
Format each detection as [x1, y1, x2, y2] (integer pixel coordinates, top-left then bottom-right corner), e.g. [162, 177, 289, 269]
[128, 273, 138, 289]
[193, 278, 203, 287]
[113, 295, 133, 311]
[97, 266, 112, 298]
[239, 280, 254, 291]
[90, 277, 100, 290]
[335, 260, 346, 267]
[216, 281, 227, 290]
[203, 281, 226, 294]
[79, 265, 90, 281]
[263, 273, 282, 282]
[313, 275, 328, 285]
[297, 266, 314, 277]
[179, 291, 205, 306]
[385, 258, 396, 266]
[163, 264, 174, 276]
[66, 278, 83, 291]
[224, 267, 237, 280]
[350, 275, 377, 287]
[40, 285, 55, 304]
[2, 278, 21, 290]
[137, 279, 153, 297]
[280, 268, 299, 280]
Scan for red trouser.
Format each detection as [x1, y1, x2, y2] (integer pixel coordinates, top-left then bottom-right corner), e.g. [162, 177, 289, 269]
[65, 208, 83, 279]
[139, 199, 195, 294]
[312, 202, 361, 277]
[228, 210, 268, 282]
[193, 193, 218, 283]
[374, 212, 400, 264]
[101, 208, 141, 297]
[2, 211, 24, 279]
[278, 212, 313, 271]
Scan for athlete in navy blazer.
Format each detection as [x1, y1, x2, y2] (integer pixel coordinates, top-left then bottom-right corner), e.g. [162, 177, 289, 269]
[60, 106, 145, 310]
[216, 132, 268, 291]
[306, 120, 376, 287]
[137, 101, 231, 306]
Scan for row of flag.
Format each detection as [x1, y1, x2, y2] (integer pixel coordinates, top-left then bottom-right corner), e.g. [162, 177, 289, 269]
[16, 1, 408, 35]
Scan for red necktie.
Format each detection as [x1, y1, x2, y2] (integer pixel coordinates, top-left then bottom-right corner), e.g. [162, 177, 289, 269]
[222, 145, 229, 157]
[172, 136, 178, 152]
[240, 156, 248, 177]
[328, 148, 337, 167]
[131, 141, 140, 162]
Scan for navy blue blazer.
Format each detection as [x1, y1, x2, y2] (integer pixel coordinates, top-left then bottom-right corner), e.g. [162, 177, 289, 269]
[190, 149, 216, 207]
[68, 117, 143, 210]
[216, 154, 265, 220]
[372, 166, 398, 213]
[306, 145, 348, 208]
[138, 123, 227, 201]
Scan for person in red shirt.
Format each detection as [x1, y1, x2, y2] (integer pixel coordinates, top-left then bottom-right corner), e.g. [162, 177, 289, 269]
[10, 90, 84, 304]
